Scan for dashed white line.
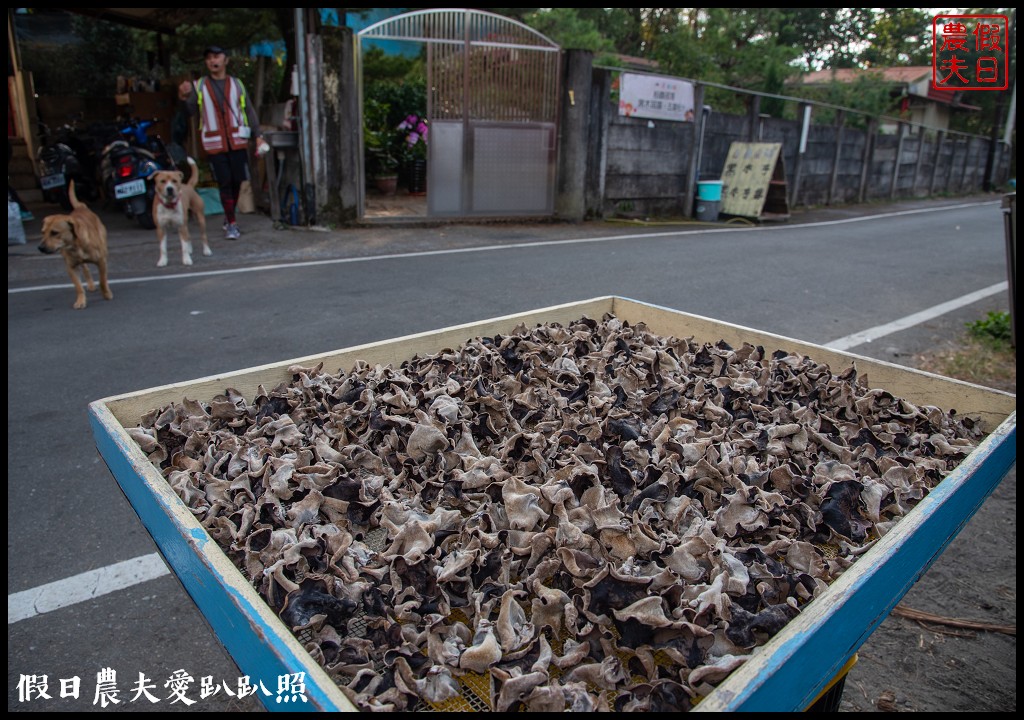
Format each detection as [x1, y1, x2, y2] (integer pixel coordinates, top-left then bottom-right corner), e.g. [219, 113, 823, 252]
[9, 553, 169, 624]
[824, 282, 1009, 351]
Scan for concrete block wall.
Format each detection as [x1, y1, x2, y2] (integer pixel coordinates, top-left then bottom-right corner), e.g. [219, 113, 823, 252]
[579, 59, 1010, 220]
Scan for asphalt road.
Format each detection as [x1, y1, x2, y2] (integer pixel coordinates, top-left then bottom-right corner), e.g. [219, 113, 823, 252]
[8, 194, 1015, 711]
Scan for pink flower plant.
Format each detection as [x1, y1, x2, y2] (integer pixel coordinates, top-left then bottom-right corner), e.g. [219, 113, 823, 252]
[398, 114, 429, 161]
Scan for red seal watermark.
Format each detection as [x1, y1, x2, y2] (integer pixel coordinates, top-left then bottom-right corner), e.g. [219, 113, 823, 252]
[933, 14, 1009, 91]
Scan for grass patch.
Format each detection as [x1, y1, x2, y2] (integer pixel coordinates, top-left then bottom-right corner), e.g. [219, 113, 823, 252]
[966, 311, 1013, 348]
[914, 311, 1016, 393]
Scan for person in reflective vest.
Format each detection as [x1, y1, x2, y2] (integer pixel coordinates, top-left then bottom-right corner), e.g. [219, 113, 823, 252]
[178, 45, 266, 240]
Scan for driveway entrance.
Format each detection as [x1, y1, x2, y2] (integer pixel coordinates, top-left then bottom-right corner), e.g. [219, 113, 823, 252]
[358, 9, 561, 219]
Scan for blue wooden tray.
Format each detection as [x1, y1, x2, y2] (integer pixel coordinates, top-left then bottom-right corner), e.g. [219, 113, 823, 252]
[89, 296, 1016, 712]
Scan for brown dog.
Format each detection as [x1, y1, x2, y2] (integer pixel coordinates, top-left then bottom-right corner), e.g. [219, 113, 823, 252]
[153, 157, 210, 267]
[38, 180, 113, 310]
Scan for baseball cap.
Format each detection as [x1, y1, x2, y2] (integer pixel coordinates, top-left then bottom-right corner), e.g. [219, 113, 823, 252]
[204, 45, 227, 57]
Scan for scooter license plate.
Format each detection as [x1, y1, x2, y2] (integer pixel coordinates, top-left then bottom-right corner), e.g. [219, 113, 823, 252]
[41, 173, 66, 190]
[114, 179, 146, 200]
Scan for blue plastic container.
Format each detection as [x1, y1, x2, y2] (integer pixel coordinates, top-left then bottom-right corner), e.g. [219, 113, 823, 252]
[696, 180, 723, 202]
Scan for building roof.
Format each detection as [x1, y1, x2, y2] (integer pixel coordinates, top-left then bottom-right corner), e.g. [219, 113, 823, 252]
[800, 66, 933, 86]
[799, 65, 979, 110]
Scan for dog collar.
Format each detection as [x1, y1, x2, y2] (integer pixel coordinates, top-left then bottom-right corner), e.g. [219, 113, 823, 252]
[158, 196, 181, 210]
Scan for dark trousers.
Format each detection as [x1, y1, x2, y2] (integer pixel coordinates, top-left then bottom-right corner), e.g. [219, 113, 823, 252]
[208, 148, 250, 224]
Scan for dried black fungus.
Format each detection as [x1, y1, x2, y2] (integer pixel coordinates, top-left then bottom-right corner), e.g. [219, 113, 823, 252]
[134, 313, 983, 711]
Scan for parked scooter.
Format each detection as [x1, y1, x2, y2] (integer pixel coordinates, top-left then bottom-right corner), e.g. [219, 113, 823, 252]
[36, 115, 101, 211]
[98, 138, 162, 230]
[98, 117, 177, 230]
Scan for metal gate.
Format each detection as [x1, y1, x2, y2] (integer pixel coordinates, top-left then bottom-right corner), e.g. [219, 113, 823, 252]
[358, 9, 561, 218]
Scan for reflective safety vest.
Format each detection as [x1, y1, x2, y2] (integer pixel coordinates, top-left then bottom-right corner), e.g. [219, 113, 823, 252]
[196, 77, 251, 154]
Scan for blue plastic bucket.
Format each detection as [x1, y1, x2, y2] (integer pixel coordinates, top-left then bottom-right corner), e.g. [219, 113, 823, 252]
[696, 180, 723, 202]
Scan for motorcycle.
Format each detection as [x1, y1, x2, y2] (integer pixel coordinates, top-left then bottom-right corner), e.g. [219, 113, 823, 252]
[99, 138, 162, 230]
[36, 116, 101, 211]
[98, 117, 183, 230]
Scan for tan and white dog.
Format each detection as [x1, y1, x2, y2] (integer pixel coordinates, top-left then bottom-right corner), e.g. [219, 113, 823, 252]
[152, 157, 210, 267]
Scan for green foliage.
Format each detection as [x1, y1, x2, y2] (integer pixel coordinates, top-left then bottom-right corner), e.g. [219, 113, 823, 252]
[362, 50, 426, 178]
[364, 79, 426, 134]
[774, 8, 875, 71]
[642, 8, 802, 115]
[18, 9, 285, 103]
[166, 9, 283, 66]
[362, 46, 423, 84]
[21, 14, 150, 96]
[19, 8, 1013, 148]
[363, 96, 401, 176]
[859, 8, 934, 67]
[166, 9, 285, 104]
[794, 74, 897, 129]
[516, 6, 1013, 132]
[966, 311, 1013, 348]
[521, 8, 614, 57]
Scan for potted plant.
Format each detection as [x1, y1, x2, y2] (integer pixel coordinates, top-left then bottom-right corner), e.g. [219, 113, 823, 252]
[364, 98, 401, 194]
[398, 114, 429, 195]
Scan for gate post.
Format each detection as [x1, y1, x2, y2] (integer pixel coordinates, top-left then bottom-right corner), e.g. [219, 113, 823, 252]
[556, 49, 593, 222]
[320, 25, 359, 223]
[315, 25, 364, 222]
[585, 68, 613, 218]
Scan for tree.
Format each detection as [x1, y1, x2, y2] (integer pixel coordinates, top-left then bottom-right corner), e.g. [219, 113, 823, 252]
[859, 8, 934, 67]
[520, 8, 614, 57]
[773, 8, 875, 71]
[15, 11, 150, 96]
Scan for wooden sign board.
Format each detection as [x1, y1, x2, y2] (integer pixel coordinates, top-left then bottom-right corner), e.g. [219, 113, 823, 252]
[721, 142, 791, 221]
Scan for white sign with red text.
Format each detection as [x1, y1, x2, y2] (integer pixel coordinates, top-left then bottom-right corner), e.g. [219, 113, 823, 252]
[618, 73, 695, 122]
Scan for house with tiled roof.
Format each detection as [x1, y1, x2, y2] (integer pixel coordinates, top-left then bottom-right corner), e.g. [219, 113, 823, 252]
[798, 66, 979, 133]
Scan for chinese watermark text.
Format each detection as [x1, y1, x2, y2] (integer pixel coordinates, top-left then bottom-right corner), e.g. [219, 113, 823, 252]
[933, 14, 1009, 91]
[16, 670, 307, 707]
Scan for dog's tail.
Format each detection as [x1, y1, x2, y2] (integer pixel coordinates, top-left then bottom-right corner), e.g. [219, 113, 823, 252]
[186, 157, 200, 189]
[68, 179, 85, 210]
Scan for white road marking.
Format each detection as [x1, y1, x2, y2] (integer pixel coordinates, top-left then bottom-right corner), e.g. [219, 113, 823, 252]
[824, 282, 1009, 350]
[8, 201, 998, 294]
[8, 553, 168, 624]
[7, 202, 1008, 622]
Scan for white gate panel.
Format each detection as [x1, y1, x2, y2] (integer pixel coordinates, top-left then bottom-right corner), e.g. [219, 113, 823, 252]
[428, 120, 464, 215]
[471, 123, 555, 215]
[360, 9, 560, 219]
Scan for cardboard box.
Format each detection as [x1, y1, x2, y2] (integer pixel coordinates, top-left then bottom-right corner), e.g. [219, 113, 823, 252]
[88, 297, 1017, 711]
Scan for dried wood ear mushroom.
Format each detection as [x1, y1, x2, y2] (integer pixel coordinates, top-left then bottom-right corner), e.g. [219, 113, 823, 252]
[132, 314, 983, 711]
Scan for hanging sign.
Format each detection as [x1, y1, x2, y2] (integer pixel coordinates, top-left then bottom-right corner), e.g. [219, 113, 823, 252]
[618, 73, 695, 122]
